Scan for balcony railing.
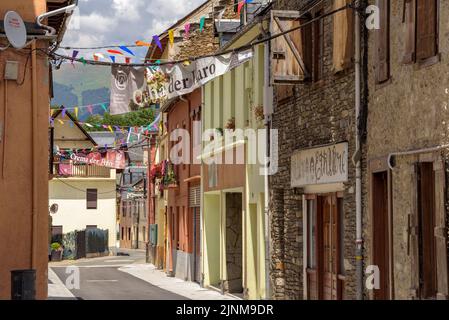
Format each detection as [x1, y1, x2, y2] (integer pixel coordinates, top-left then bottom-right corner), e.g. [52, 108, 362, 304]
[53, 162, 111, 178]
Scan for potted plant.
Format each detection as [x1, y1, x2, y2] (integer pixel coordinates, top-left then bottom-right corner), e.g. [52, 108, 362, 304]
[150, 163, 162, 182]
[50, 242, 63, 261]
[225, 117, 236, 130]
[164, 163, 178, 188]
[251, 105, 265, 123]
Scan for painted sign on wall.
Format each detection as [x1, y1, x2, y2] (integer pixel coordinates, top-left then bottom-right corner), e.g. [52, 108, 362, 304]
[291, 142, 348, 187]
[70, 150, 126, 169]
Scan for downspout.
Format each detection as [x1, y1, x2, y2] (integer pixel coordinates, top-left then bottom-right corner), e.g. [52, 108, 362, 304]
[31, 40, 38, 269]
[263, 39, 272, 299]
[200, 87, 205, 287]
[36, 1, 78, 37]
[354, 2, 363, 300]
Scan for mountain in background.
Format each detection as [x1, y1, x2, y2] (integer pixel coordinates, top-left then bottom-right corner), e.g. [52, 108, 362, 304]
[51, 63, 111, 120]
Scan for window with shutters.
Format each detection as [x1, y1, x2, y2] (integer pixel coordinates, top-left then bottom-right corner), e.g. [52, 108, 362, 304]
[333, 0, 354, 73]
[271, 10, 311, 84]
[86, 189, 97, 210]
[375, 0, 390, 84]
[403, 0, 439, 66]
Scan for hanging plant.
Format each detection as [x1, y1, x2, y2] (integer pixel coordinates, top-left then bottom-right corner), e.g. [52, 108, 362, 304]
[251, 105, 265, 122]
[150, 163, 162, 182]
[225, 117, 236, 130]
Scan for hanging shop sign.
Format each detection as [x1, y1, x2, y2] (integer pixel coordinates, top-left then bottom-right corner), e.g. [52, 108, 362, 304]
[69, 150, 126, 169]
[291, 142, 348, 187]
[110, 66, 146, 115]
[159, 49, 254, 100]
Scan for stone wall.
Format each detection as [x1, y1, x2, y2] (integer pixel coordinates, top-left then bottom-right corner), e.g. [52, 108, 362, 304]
[365, 0, 449, 299]
[269, 0, 363, 300]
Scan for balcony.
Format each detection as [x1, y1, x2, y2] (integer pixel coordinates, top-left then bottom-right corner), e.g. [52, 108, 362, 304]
[52, 162, 111, 178]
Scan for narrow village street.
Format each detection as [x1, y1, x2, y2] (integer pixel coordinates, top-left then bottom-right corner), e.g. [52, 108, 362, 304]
[48, 250, 238, 300]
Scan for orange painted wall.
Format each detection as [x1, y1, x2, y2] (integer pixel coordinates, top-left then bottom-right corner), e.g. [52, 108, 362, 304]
[0, 0, 52, 299]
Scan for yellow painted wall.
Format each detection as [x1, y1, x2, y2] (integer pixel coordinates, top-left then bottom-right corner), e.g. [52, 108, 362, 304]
[202, 39, 267, 299]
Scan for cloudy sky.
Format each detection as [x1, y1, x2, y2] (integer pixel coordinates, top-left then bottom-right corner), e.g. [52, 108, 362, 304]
[61, 0, 206, 59]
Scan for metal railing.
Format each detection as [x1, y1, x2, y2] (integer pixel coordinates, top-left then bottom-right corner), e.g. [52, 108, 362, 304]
[53, 162, 111, 178]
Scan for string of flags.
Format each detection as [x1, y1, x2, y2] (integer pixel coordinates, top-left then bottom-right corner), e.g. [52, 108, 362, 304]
[63, 0, 255, 64]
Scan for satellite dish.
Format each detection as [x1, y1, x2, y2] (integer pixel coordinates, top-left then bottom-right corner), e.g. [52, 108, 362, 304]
[50, 204, 59, 214]
[4, 11, 27, 49]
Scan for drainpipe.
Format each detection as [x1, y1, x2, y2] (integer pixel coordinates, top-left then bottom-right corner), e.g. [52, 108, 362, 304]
[263, 41, 272, 299]
[31, 40, 38, 269]
[354, 3, 363, 300]
[36, 1, 78, 37]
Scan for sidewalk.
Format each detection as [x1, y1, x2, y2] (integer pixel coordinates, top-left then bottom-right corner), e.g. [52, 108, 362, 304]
[119, 264, 240, 300]
[48, 267, 76, 300]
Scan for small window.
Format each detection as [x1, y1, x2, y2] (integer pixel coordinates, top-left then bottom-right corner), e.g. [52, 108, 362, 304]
[313, 10, 324, 82]
[86, 189, 97, 209]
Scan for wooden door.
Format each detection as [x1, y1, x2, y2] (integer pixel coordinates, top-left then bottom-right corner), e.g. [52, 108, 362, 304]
[372, 171, 390, 299]
[306, 194, 342, 300]
[322, 195, 340, 300]
[417, 162, 437, 299]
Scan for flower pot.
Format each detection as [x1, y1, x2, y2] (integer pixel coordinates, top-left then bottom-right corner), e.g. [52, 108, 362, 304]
[167, 184, 179, 189]
[51, 250, 62, 261]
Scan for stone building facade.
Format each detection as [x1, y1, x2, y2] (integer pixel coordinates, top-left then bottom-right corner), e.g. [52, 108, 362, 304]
[269, 0, 365, 300]
[364, 0, 449, 300]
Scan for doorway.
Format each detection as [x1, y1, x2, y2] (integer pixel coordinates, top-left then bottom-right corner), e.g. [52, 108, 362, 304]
[306, 193, 344, 300]
[225, 193, 243, 294]
[193, 207, 201, 283]
[417, 162, 437, 299]
[372, 171, 390, 300]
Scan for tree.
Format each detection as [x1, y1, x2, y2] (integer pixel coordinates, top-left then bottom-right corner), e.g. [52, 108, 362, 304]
[83, 107, 155, 131]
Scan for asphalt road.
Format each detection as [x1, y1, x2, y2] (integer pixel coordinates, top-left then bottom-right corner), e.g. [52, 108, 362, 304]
[50, 251, 186, 300]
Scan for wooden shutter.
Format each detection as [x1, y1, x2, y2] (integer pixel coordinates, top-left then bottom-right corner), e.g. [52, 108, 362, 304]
[332, 0, 354, 73]
[433, 159, 449, 299]
[403, 0, 416, 64]
[271, 10, 311, 84]
[375, 0, 390, 83]
[416, 0, 438, 61]
[86, 189, 98, 209]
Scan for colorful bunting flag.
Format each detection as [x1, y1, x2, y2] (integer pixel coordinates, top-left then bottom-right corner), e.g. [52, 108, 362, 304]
[184, 23, 191, 39]
[110, 56, 116, 63]
[108, 125, 114, 133]
[87, 105, 93, 115]
[107, 49, 124, 55]
[168, 30, 174, 46]
[101, 104, 108, 113]
[135, 40, 152, 47]
[237, 1, 245, 15]
[153, 35, 163, 51]
[125, 57, 131, 64]
[119, 46, 135, 56]
[199, 16, 205, 32]
[79, 57, 87, 65]
[71, 50, 79, 67]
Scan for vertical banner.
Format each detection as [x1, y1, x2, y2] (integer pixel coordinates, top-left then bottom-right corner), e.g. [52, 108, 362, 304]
[110, 66, 146, 115]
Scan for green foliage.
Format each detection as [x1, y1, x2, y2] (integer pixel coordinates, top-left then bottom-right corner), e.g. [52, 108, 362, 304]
[51, 242, 61, 251]
[83, 108, 155, 131]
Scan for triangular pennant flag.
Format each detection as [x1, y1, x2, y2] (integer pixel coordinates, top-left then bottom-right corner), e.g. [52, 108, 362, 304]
[184, 23, 191, 39]
[108, 125, 114, 133]
[58, 119, 64, 125]
[135, 40, 152, 47]
[94, 53, 105, 61]
[79, 57, 87, 65]
[85, 123, 94, 128]
[237, 1, 245, 15]
[101, 104, 108, 113]
[71, 50, 79, 66]
[199, 16, 205, 32]
[168, 29, 174, 46]
[74, 107, 78, 119]
[102, 125, 109, 129]
[125, 57, 131, 64]
[119, 46, 135, 56]
[93, 55, 99, 62]
[153, 35, 163, 51]
[87, 105, 93, 115]
[107, 49, 124, 55]
[69, 121, 74, 128]
[61, 108, 66, 118]
[110, 56, 116, 63]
